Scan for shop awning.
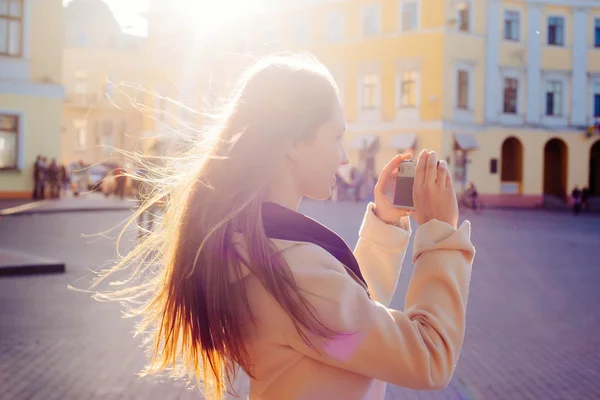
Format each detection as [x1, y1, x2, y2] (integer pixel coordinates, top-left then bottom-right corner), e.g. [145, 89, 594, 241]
[389, 133, 417, 150]
[349, 134, 378, 150]
[454, 133, 479, 150]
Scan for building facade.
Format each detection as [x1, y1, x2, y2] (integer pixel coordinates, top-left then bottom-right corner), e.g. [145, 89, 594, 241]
[277, 0, 600, 206]
[143, 0, 600, 206]
[62, 0, 145, 167]
[0, 0, 64, 198]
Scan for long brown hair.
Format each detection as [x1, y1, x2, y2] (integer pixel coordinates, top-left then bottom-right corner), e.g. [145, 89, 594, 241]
[92, 53, 341, 399]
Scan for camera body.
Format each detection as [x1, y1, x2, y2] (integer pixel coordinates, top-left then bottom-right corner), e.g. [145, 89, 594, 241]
[393, 159, 416, 210]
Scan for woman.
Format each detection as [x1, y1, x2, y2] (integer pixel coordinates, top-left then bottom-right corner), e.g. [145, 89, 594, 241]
[96, 54, 475, 400]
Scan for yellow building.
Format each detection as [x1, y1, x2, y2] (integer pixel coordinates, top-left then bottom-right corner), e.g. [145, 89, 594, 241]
[62, 0, 145, 168]
[143, 0, 600, 207]
[274, 0, 600, 207]
[0, 0, 64, 199]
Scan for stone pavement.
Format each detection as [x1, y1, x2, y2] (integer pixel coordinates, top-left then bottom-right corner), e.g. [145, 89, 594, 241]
[0, 201, 599, 399]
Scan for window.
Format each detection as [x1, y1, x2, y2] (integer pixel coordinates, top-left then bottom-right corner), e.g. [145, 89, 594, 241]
[457, 70, 470, 109]
[400, 1, 418, 32]
[362, 5, 380, 36]
[457, 1, 471, 33]
[594, 83, 600, 118]
[74, 120, 87, 150]
[490, 159, 498, 174]
[547, 16, 564, 46]
[326, 12, 343, 41]
[362, 74, 379, 110]
[0, 114, 18, 169]
[0, 0, 23, 56]
[595, 18, 600, 48]
[545, 81, 563, 116]
[504, 10, 520, 41]
[400, 71, 417, 107]
[503, 78, 518, 114]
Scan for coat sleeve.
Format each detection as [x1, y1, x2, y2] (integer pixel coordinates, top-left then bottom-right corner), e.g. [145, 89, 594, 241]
[281, 219, 475, 390]
[353, 202, 411, 306]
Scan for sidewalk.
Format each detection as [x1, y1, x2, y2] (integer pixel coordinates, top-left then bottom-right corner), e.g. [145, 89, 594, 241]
[0, 193, 135, 216]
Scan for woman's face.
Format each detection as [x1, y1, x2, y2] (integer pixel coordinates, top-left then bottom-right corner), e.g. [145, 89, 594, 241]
[292, 99, 349, 200]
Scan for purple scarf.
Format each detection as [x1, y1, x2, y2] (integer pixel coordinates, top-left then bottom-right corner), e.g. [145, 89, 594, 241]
[261, 202, 370, 298]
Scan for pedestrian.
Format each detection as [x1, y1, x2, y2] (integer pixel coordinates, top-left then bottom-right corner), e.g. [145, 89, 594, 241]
[94, 54, 475, 400]
[114, 165, 126, 200]
[32, 155, 42, 200]
[38, 156, 47, 199]
[47, 159, 60, 199]
[581, 186, 590, 212]
[571, 185, 582, 215]
[59, 164, 71, 198]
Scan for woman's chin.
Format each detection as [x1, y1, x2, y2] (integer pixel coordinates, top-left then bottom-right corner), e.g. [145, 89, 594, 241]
[305, 187, 333, 201]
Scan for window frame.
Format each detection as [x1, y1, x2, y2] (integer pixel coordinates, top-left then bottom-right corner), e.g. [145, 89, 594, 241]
[0, 0, 24, 57]
[503, 9, 521, 42]
[545, 80, 563, 117]
[456, 0, 472, 33]
[361, 73, 379, 110]
[361, 4, 381, 37]
[457, 69, 470, 110]
[503, 77, 519, 114]
[594, 18, 600, 48]
[547, 15, 565, 46]
[399, 70, 418, 108]
[0, 113, 20, 171]
[399, 0, 419, 33]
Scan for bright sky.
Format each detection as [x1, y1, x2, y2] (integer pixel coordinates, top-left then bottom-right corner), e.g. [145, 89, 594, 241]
[63, 0, 149, 36]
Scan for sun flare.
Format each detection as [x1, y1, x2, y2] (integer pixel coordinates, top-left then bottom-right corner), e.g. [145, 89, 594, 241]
[172, 0, 268, 34]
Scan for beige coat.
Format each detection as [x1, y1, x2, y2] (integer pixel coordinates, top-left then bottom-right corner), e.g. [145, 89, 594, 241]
[232, 202, 475, 400]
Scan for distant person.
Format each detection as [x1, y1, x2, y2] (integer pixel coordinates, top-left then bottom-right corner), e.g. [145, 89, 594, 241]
[571, 185, 582, 215]
[38, 157, 48, 199]
[59, 164, 71, 197]
[581, 187, 590, 212]
[47, 159, 60, 199]
[32, 155, 43, 200]
[93, 55, 475, 400]
[465, 181, 478, 209]
[114, 165, 127, 200]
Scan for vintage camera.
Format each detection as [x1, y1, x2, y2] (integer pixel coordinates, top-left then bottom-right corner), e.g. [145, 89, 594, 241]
[393, 159, 417, 210]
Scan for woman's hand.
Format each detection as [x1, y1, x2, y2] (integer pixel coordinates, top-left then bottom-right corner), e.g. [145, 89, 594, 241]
[372, 152, 413, 225]
[412, 149, 459, 229]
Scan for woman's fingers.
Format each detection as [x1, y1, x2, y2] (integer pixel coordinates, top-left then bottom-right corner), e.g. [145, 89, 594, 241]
[415, 149, 428, 185]
[424, 151, 438, 187]
[436, 160, 448, 189]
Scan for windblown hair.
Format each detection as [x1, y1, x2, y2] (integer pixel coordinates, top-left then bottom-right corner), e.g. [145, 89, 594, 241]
[92, 53, 341, 399]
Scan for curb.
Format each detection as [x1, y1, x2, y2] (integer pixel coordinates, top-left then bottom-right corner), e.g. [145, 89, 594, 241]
[0, 206, 134, 217]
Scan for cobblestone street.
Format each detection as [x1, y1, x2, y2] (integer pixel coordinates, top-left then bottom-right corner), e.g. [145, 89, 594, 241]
[1, 201, 599, 400]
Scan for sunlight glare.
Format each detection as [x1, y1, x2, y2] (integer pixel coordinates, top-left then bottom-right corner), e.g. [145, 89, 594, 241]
[173, 0, 268, 34]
